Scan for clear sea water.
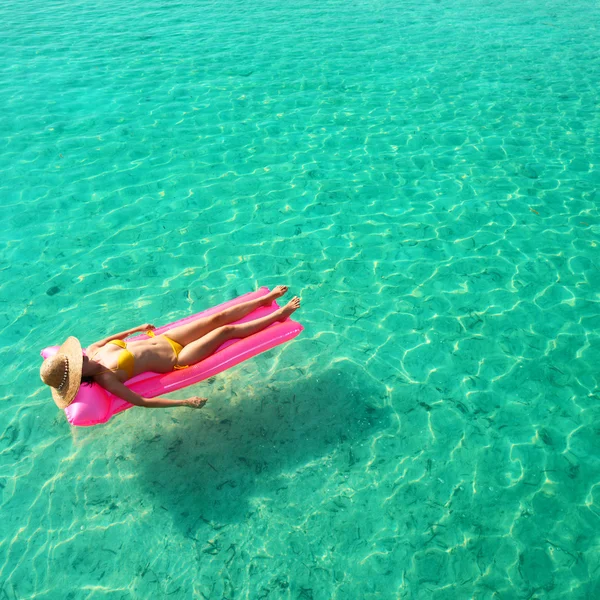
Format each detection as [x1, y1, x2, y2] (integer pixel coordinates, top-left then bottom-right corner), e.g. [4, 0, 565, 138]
[1, 0, 600, 597]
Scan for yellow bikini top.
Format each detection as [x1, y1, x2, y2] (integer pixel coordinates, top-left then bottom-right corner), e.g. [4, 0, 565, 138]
[106, 339, 136, 379]
[90, 339, 135, 379]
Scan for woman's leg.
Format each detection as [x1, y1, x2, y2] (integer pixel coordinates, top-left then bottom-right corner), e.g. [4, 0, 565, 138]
[176, 297, 300, 366]
[164, 286, 288, 347]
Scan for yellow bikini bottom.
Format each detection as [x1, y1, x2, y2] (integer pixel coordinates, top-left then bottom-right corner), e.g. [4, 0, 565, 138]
[146, 330, 188, 370]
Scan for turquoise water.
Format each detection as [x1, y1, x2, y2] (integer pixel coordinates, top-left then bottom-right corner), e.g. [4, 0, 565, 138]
[1, 0, 600, 597]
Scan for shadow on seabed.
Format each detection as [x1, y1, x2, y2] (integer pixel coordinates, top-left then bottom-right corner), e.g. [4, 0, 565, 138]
[131, 364, 393, 530]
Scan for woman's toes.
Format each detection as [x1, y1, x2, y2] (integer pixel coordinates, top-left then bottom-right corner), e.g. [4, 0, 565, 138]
[272, 285, 288, 298]
[280, 297, 300, 318]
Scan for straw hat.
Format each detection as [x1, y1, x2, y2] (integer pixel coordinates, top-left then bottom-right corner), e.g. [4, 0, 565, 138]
[40, 336, 84, 409]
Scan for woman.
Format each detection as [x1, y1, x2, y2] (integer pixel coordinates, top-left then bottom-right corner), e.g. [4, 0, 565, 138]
[40, 286, 300, 410]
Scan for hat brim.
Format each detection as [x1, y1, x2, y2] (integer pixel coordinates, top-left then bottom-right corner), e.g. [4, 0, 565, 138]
[51, 337, 83, 409]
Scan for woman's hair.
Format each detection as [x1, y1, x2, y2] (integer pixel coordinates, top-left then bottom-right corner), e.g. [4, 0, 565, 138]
[80, 356, 95, 386]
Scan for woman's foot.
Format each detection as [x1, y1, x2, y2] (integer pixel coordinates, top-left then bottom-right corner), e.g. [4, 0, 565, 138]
[264, 285, 288, 304]
[278, 297, 300, 320]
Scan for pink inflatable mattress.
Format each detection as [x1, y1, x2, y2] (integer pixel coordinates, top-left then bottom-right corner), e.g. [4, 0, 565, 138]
[41, 287, 303, 426]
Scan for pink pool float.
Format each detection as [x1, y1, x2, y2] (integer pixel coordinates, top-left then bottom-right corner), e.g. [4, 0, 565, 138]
[40, 287, 303, 427]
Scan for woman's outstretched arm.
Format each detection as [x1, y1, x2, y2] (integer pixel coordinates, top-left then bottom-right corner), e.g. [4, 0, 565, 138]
[95, 372, 207, 409]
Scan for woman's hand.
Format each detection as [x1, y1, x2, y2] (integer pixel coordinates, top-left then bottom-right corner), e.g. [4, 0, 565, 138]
[187, 397, 208, 409]
[137, 323, 155, 332]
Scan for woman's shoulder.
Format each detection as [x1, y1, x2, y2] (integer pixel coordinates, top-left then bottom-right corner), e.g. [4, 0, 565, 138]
[86, 343, 103, 357]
